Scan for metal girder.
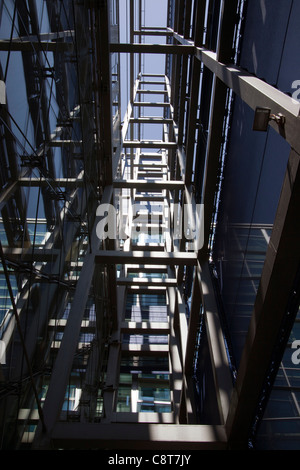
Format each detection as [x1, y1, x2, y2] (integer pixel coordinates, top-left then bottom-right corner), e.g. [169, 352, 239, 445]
[165, 31, 300, 153]
[95, 250, 197, 266]
[120, 321, 170, 334]
[200, 262, 233, 425]
[113, 76, 141, 178]
[117, 277, 177, 286]
[18, 176, 84, 187]
[122, 344, 169, 355]
[32, 185, 113, 449]
[184, 56, 201, 186]
[51, 422, 227, 450]
[133, 101, 170, 107]
[198, 77, 228, 259]
[11, 30, 74, 42]
[193, 0, 207, 47]
[0, 39, 73, 52]
[111, 412, 175, 423]
[113, 179, 184, 190]
[92, 0, 114, 184]
[4, 178, 93, 384]
[197, 49, 300, 148]
[123, 140, 177, 149]
[1, 246, 60, 262]
[167, 283, 185, 423]
[110, 43, 194, 55]
[216, 0, 239, 63]
[0, 180, 19, 211]
[133, 30, 173, 37]
[136, 89, 168, 94]
[130, 117, 173, 124]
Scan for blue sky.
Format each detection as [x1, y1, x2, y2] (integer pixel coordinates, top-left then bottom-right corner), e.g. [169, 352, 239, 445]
[118, 0, 168, 119]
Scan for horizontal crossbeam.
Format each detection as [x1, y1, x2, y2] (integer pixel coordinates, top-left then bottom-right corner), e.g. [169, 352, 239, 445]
[95, 250, 198, 266]
[51, 422, 227, 450]
[113, 180, 184, 190]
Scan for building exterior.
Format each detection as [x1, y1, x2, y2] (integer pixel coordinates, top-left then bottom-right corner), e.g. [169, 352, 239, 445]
[0, 0, 299, 451]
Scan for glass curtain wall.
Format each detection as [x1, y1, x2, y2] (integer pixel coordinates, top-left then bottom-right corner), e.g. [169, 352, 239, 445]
[211, 0, 300, 449]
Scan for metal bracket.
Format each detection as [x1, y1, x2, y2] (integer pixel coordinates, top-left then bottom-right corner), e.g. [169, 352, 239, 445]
[253, 107, 286, 132]
[270, 112, 286, 127]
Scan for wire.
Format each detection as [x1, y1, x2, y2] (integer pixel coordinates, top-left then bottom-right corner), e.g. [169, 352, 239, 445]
[275, 0, 294, 87]
[3, 1, 17, 83]
[0, 239, 46, 432]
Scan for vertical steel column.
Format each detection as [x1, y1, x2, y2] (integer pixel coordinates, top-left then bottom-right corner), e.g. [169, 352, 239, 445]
[199, 0, 239, 260]
[33, 185, 113, 448]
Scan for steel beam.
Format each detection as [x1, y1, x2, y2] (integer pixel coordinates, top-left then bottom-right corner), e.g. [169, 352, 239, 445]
[123, 140, 177, 149]
[167, 283, 184, 423]
[133, 101, 170, 107]
[184, 56, 201, 186]
[33, 185, 113, 449]
[110, 43, 194, 55]
[200, 262, 233, 425]
[120, 321, 170, 334]
[165, 30, 300, 153]
[0, 39, 73, 52]
[130, 117, 173, 124]
[117, 277, 177, 286]
[197, 49, 300, 153]
[198, 77, 228, 258]
[95, 250, 197, 266]
[0, 180, 19, 211]
[94, 0, 114, 184]
[11, 30, 74, 42]
[133, 30, 173, 37]
[18, 176, 84, 187]
[111, 412, 175, 423]
[113, 179, 184, 190]
[1, 246, 60, 262]
[122, 344, 169, 355]
[51, 422, 227, 450]
[136, 89, 168, 94]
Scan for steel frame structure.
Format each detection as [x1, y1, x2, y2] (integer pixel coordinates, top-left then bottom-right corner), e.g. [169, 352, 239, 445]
[0, 0, 299, 451]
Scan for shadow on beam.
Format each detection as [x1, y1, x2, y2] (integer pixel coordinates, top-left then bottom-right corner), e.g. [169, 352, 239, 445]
[51, 423, 227, 450]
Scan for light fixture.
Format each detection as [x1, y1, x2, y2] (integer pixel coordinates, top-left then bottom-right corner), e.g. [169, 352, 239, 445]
[253, 106, 285, 132]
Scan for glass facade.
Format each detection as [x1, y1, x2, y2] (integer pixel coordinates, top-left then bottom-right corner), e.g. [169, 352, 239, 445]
[211, 0, 300, 449]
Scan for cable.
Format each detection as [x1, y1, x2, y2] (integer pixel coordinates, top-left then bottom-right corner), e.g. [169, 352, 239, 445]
[3, 2, 17, 83]
[275, 0, 294, 88]
[0, 239, 46, 432]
